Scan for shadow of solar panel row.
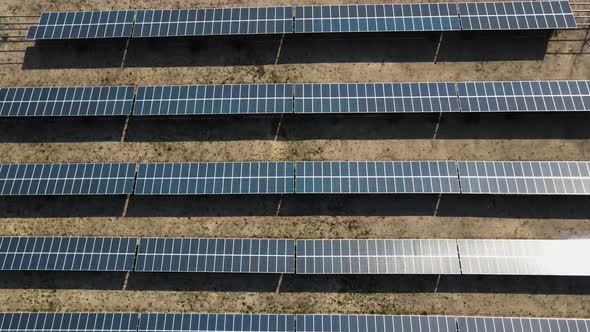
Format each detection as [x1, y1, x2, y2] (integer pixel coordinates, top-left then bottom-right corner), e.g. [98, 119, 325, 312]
[458, 161, 590, 194]
[294, 83, 459, 113]
[134, 84, 293, 115]
[138, 314, 295, 332]
[294, 4, 461, 33]
[135, 238, 295, 273]
[0, 313, 139, 332]
[457, 239, 590, 275]
[295, 161, 460, 193]
[134, 7, 293, 37]
[134, 162, 295, 195]
[457, 316, 590, 332]
[0, 86, 134, 117]
[0, 237, 137, 271]
[457, 81, 590, 112]
[458, 0, 577, 30]
[298, 315, 457, 332]
[27, 11, 135, 40]
[0, 163, 136, 195]
[296, 239, 461, 274]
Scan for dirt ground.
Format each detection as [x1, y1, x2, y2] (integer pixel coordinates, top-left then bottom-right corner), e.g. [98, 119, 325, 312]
[1, 0, 590, 320]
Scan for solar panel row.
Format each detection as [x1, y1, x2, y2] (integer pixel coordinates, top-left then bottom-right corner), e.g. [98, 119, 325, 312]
[1, 237, 589, 275]
[3, 81, 588, 117]
[0, 314, 588, 332]
[26, 1, 577, 40]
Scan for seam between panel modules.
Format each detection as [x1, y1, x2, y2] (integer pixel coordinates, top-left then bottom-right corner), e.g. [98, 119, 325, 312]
[454, 314, 461, 332]
[291, 83, 296, 114]
[131, 86, 139, 116]
[131, 163, 140, 195]
[293, 238, 298, 274]
[455, 239, 463, 275]
[454, 82, 462, 113]
[455, 161, 463, 194]
[455, 3, 464, 31]
[132, 237, 141, 272]
[135, 313, 142, 332]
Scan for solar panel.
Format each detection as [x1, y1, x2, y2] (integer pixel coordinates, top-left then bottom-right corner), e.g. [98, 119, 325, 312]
[458, 1, 577, 30]
[295, 161, 460, 194]
[0, 86, 134, 117]
[294, 4, 461, 33]
[294, 83, 459, 114]
[133, 7, 293, 37]
[297, 315, 458, 332]
[134, 84, 293, 116]
[457, 239, 590, 276]
[457, 81, 590, 112]
[135, 162, 294, 195]
[0, 163, 136, 196]
[296, 239, 460, 274]
[138, 314, 295, 332]
[0, 237, 137, 271]
[0, 313, 139, 332]
[457, 316, 590, 332]
[457, 161, 590, 195]
[135, 238, 295, 273]
[26, 11, 135, 40]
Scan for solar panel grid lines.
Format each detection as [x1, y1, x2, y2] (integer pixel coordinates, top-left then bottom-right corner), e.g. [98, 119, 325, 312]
[457, 80, 590, 112]
[457, 161, 590, 195]
[134, 84, 294, 116]
[456, 239, 590, 276]
[137, 313, 296, 332]
[294, 3, 462, 33]
[294, 161, 461, 194]
[293, 82, 460, 114]
[134, 238, 296, 273]
[458, 0, 577, 30]
[295, 239, 461, 274]
[133, 7, 294, 38]
[0, 163, 137, 196]
[26, 10, 135, 40]
[296, 314, 458, 332]
[0, 312, 140, 332]
[134, 162, 295, 195]
[457, 316, 590, 332]
[0, 86, 135, 117]
[0, 237, 137, 271]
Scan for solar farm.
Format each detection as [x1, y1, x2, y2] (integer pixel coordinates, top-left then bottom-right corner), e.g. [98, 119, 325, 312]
[1, 0, 590, 329]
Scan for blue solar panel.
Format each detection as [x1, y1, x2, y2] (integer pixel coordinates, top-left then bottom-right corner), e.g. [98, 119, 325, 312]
[134, 84, 293, 116]
[295, 4, 461, 33]
[0, 163, 136, 196]
[294, 83, 459, 113]
[135, 238, 295, 273]
[296, 239, 461, 274]
[457, 81, 590, 112]
[26, 11, 135, 40]
[297, 315, 457, 332]
[458, 1, 577, 30]
[0, 237, 137, 271]
[295, 161, 460, 193]
[138, 314, 295, 332]
[457, 161, 590, 195]
[135, 162, 294, 195]
[0, 313, 139, 332]
[0, 86, 134, 117]
[133, 7, 293, 37]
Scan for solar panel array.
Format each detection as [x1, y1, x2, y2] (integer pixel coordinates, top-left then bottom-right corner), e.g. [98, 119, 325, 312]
[26, 11, 135, 40]
[294, 4, 461, 33]
[457, 161, 590, 195]
[296, 239, 461, 274]
[457, 317, 590, 332]
[0, 237, 137, 271]
[457, 81, 590, 112]
[458, 1, 577, 30]
[294, 83, 459, 114]
[138, 314, 295, 332]
[457, 239, 590, 276]
[134, 162, 295, 195]
[0, 86, 134, 117]
[135, 238, 295, 273]
[295, 161, 460, 194]
[134, 7, 293, 37]
[0, 163, 136, 196]
[297, 315, 458, 332]
[134, 84, 293, 116]
[0, 313, 139, 332]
